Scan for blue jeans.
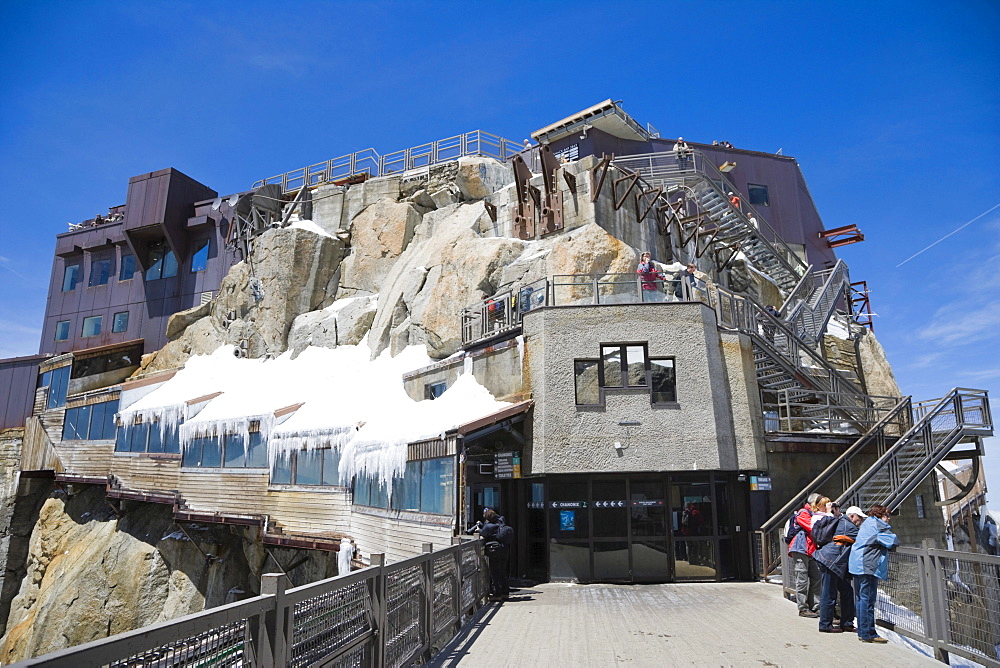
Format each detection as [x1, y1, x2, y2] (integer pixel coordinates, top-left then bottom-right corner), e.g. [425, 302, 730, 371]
[819, 563, 855, 630]
[854, 573, 879, 640]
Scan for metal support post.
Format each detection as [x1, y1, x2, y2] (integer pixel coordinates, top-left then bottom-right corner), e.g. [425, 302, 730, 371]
[370, 553, 387, 667]
[421, 543, 434, 660]
[257, 573, 289, 668]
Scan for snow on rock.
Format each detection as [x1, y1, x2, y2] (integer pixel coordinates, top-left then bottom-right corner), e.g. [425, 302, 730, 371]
[288, 219, 334, 239]
[825, 314, 851, 340]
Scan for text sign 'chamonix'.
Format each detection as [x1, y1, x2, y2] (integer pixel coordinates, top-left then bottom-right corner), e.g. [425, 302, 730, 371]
[494, 451, 522, 479]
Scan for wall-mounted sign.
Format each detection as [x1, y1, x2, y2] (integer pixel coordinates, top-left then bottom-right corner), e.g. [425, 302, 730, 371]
[494, 451, 522, 479]
[550, 501, 588, 509]
[750, 476, 772, 491]
[560, 510, 576, 531]
[631, 499, 664, 507]
[594, 500, 625, 508]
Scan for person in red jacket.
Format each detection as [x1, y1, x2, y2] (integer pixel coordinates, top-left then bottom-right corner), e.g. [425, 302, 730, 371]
[787, 492, 822, 617]
[636, 252, 666, 302]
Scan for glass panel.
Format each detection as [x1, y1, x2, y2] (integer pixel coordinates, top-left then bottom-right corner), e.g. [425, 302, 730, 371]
[223, 434, 246, 468]
[54, 321, 70, 341]
[369, 476, 389, 509]
[38, 370, 51, 390]
[88, 401, 106, 439]
[115, 426, 129, 452]
[106, 343, 143, 372]
[672, 481, 714, 537]
[200, 436, 222, 468]
[191, 239, 210, 272]
[162, 249, 178, 278]
[717, 538, 735, 580]
[425, 382, 447, 400]
[650, 358, 676, 403]
[674, 539, 716, 579]
[625, 345, 647, 387]
[593, 541, 629, 580]
[632, 539, 670, 581]
[47, 366, 70, 409]
[130, 423, 149, 453]
[352, 474, 371, 504]
[119, 254, 136, 280]
[182, 438, 201, 467]
[549, 542, 590, 581]
[112, 312, 129, 333]
[715, 481, 731, 535]
[146, 246, 164, 280]
[392, 461, 420, 511]
[62, 406, 81, 440]
[81, 316, 102, 338]
[592, 480, 627, 537]
[247, 433, 267, 468]
[573, 359, 600, 405]
[62, 264, 80, 291]
[420, 457, 453, 515]
[162, 422, 180, 454]
[748, 184, 769, 207]
[271, 454, 292, 484]
[600, 346, 623, 388]
[549, 480, 589, 539]
[296, 449, 323, 485]
[98, 399, 118, 440]
[89, 258, 112, 286]
[630, 479, 667, 537]
[147, 421, 164, 453]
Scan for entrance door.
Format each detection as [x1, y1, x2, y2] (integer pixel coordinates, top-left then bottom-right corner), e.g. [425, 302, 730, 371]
[469, 483, 502, 528]
[629, 479, 670, 581]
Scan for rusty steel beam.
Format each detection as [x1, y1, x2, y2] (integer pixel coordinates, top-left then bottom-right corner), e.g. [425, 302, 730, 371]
[484, 200, 497, 223]
[563, 170, 577, 194]
[539, 145, 565, 235]
[612, 172, 640, 211]
[589, 154, 613, 203]
[511, 155, 536, 240]
[636, 186, 663, 223]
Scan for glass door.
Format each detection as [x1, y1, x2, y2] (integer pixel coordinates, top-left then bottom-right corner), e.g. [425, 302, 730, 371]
[629, 478, 669, 581]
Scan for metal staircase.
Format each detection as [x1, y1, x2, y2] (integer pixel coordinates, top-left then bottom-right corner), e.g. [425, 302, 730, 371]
[754, 388, 993, 580]
[780, 260, 852, 346]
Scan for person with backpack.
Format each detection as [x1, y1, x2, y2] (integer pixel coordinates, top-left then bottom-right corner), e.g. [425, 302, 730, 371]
[812, 503, 864, 634]
[480, 508, 512, 601]
[786, 492, 822, 617]
[849, 505, 899, 643]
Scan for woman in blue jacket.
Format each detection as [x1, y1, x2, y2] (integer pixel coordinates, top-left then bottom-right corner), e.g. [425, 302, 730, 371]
[848, 505, 900, 643]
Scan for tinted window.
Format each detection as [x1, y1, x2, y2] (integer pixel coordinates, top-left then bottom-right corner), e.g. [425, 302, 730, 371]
[247, 433, 266, 468]
[112, 311, 129, 333]
[271, 454, 292, 484]
[89, 258, 113, 286]
[601, 346, 623, 388]
[62, 264, 80, 291]
[650, 358, 677, 403]
[119, 254, 136, 281]
[223, 434, 246, 467]
[81, 316, 102, 338]
[747, 184, 769, 207]
[296, 449, 323, 485]
[146, 243, 177, 280]
[54, 321, 70, 341]
[426, 381, 447, 400]
[574, 359, 600, 405]
[191, 239, 210, 272]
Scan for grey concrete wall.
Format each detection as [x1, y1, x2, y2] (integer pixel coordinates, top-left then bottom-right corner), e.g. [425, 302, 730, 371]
[522, 302, 743, 475]
[402, 340, 524, 403]
[718, 330, 767, 470]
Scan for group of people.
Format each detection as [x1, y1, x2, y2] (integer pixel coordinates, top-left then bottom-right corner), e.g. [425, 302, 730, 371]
[636, 252, 701, 302]
[472, 508, 514, 602]
[787, 493, 899, 643]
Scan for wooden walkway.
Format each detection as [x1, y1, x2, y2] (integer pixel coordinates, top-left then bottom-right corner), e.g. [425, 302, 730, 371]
[431, 582, 939, 667]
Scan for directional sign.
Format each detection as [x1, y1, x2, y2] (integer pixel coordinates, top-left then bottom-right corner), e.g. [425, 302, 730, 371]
[594, 500, 626, 508]
[550, 501, 588, 509]
[494, 451, 522, 479]
[631, 499, 665, 507]
[750, 476, 772, 491]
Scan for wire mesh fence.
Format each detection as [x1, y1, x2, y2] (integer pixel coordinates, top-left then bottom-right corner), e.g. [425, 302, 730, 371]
[107, 619, 250, 668]
[289, 579, 373, 667]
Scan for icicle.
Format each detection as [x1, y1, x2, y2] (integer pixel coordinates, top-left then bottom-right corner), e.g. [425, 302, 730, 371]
[463, 353, 473, 376]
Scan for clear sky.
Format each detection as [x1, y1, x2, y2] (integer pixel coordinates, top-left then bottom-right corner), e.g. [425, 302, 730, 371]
[1, 1, 998, 500]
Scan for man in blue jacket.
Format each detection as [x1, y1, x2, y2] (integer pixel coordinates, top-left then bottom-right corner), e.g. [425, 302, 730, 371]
[812, 504, 865, 633]
[849, 505, 900, 643]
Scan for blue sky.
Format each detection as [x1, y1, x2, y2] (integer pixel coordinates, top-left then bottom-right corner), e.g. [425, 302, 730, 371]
[1, 1, 998, 500]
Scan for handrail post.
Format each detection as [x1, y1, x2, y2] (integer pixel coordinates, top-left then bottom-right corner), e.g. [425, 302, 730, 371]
[421, 543, 434, 661]
[371, 553, 387, 667]
[258, 573, 289, 667]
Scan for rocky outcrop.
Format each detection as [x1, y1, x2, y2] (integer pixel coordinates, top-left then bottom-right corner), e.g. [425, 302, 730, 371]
[856, 328, 903, 398]
[287, 295, 379, 357]
[337, 200, 421, 297]
[0, 485, 338, 662]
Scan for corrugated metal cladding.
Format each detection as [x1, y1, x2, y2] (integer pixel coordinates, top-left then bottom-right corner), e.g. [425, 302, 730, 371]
[0, 355, 48, 430]
[408, 435, 458, 461]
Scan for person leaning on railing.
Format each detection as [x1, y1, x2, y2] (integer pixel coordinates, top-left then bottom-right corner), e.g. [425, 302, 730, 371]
[637, 252, 667, 303]
[849, 505, 899, 644]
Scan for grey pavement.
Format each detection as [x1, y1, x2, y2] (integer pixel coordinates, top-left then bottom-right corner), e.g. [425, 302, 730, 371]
[431, 582, 939, 667]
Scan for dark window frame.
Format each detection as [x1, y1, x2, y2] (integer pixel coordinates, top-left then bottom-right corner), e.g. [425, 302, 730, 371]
[649, 356, 678, 406]
[112, 311, 129, 333]
[599, 343, 650, 390]
[54, 320, 70, 341]
[425, 381, 447, 400]
[145, 242, 178, 281]
[190, 238, 210, 273]
[747, 183, 770, 207]
[573, 358, 602, 407]
[88, 256, 114, 287]
[119, 253, 136, 281]
[574, 343, 678, 408]
[81, 315, 103, 338]
[269, 446, 342, 485]
[62, 263, 81, 291]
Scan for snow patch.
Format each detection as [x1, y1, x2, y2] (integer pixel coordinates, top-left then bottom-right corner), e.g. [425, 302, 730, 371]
[288, 219, 334, 239]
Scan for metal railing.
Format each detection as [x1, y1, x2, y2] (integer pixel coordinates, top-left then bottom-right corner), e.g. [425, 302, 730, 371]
[879, 543, 1000, 666]
[780, 260, 852, 345]
[253, 131, 522, 194]
[17, 540, 489, 668]
[768, 389, 898, 433]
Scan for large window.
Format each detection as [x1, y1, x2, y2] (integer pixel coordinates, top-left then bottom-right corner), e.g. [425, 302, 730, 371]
[62, 263, 80, 291]
[354, 457, 454, 515]
[747, 184, 770, 207]
[145, 242, 178, 280]
[63, 399, 119, 440]
[574, 343, 676, 406]
[72, 342, 143, 378]
[115, 419, 181, 454]
[271, 448, 342, 485]
[38, 366, 70, 409]
[81, 316, 103, 338]
[112, 311, 129, 333]
[89, 257, 113, 287]
[54, 320, 70, 341]
[182, 432, 266, 469]
[191, 239, 210, 272]
[119, 254, 136, 281]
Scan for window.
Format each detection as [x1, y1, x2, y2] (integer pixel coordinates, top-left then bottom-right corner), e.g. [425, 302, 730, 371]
[915, 494, 926, 519]
[115, 419, 181, 454]
[650, 358, 677, 404]
[112, 311, 129, 333]
[600, 344, 647, 388]
[54, 321, 70, 341]
[72, 342, 143, 379]
[270, 447, 342, 485]
[574, 359, 600, 405]
[181, 430, 266, 469]
[62, 263, 80, 291]
[81, 316, 103, 338]
[747, 184, 770, 207]
[63, 399, 119, 440]
[354, 457, 454, 515]
[38, 366, 70, 409]
[119, 254, 136, 281]
[145, 242, 178, 280]
[89, 257, 113, 287]
[426, 381, 447, 400]
[191, 239, 210, 272]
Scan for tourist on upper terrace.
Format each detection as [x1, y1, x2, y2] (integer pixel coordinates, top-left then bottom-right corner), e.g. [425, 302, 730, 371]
[849, 505, 899, 643]
[636, 253, 666, 302]
[673, 137, 691, 166]
[673, 263, 701, 301]
[787, 492, 822, 618]
[812, 502, 863, 634]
